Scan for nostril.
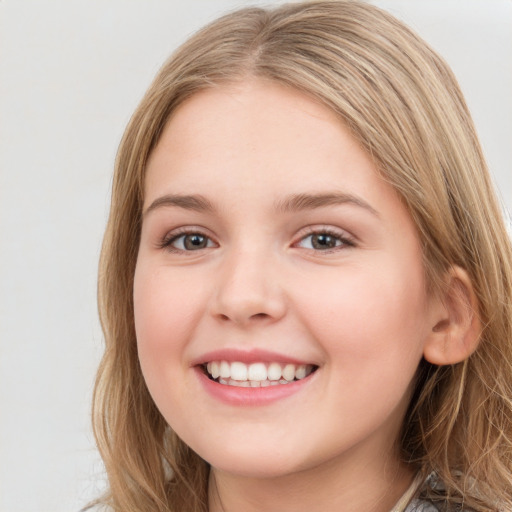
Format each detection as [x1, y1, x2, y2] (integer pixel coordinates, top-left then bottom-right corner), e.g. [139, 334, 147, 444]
[251, 312, 269, 320]
[216, 312, 270, 323]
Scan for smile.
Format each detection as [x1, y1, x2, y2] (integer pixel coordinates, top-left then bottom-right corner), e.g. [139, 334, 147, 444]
[204, 361, 316, 387]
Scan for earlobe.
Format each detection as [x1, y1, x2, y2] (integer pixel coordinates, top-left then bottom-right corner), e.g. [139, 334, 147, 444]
[423, 266, 481, 366]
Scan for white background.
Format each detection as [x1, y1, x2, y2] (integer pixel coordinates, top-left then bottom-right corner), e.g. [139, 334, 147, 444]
[0, 1, 510, 511]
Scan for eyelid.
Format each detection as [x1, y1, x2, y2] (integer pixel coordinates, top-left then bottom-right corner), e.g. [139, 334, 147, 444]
[158, 226, 218, 252]
[155, 224, 355, 254]
[291, 225, 356, 252]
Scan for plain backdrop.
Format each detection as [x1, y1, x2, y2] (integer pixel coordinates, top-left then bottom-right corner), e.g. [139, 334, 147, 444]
[0, 1, 510, 511]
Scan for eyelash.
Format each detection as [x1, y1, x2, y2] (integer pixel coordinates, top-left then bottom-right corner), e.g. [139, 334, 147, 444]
[293, 227, 355, 253]
[158, 227, 355, 254]
[159, 228, 217, 253]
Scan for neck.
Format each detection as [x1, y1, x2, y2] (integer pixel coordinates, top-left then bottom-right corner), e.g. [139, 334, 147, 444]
[208, 450, 415, 512]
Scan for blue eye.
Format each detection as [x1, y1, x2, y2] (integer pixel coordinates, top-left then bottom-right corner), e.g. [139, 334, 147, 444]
[296, 231, 352, 251]
[166, 232, 215, 251]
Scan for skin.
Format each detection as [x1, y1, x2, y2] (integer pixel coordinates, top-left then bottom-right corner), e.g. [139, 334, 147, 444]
[134, 79, 446, 512]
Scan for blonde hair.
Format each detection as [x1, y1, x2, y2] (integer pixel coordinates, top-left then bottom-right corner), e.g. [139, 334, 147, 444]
[92, 2, 512, 511]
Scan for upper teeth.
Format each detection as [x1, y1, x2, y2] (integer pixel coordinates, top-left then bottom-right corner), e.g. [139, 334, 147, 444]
[205, 361, 313, 384]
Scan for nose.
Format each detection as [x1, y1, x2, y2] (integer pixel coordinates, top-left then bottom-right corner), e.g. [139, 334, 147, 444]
[210, 248, 287, 327]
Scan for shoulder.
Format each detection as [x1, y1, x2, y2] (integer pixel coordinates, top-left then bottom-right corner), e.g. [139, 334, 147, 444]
[405, 498, 476, 512]
[405, 498, 442, 512]
[405, 473, 475, 512]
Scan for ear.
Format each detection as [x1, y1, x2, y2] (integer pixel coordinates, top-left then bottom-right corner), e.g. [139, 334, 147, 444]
[423, 266, 481, 366]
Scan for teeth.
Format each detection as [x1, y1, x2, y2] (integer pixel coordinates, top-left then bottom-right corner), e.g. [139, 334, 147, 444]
[219, 361, 230, 379]
[210, 361, 220, 379]
[295, 365, 307, 379]
[204, 360, 315, 386]
[230, 362, 248, 381]
[248, 362, 267, 381]
[267, 362, 282, 381]
[282, 364, 295, 382]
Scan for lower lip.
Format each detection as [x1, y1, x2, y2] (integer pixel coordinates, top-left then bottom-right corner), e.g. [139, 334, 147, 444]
[195, 367, 315, 406]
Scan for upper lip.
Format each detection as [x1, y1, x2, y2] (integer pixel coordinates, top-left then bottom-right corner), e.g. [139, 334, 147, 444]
[191, 348, 315, 367]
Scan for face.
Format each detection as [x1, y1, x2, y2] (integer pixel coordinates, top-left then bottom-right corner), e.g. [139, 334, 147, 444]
[134, 80, 437, 480]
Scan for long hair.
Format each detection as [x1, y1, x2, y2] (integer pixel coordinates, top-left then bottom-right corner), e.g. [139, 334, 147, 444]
[92, 2, 512, 511]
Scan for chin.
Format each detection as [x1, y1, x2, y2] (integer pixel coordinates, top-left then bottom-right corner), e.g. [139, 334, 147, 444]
[210, 458, 302, 480]
[193, 438, 309, 480]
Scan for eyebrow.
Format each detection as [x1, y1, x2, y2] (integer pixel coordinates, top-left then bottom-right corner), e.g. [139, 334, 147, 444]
[274, 192, 379, 216]
[144, 194, 215, 217]
[143, 191, 378, 217]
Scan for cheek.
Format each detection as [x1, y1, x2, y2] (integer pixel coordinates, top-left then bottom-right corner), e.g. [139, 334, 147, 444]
[133, 262, 215, 429]
[293, 259, 429, 365]
[133, 264, 205, 378]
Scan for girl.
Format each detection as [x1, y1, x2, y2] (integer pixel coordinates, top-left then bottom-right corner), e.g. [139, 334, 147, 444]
[91, 2, 512, 511]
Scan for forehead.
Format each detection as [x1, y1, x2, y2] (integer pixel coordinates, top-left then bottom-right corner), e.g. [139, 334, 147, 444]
[145, 80, 386, 204]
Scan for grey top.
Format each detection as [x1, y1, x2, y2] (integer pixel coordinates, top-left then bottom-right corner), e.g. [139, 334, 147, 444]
[405, 499, 440, 512]
[402, 473, 473, 512]
[393, 473, 447, 512]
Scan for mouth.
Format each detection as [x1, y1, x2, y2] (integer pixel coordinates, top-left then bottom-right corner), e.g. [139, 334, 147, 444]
[202, 361, 318, 387]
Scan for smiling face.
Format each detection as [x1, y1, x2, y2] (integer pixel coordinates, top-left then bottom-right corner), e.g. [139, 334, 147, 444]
[134, 80, 438, 482]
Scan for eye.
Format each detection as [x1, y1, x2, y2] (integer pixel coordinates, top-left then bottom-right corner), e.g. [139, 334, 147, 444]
[295, 229, 354, 251]
[163, 231, 216, 252]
